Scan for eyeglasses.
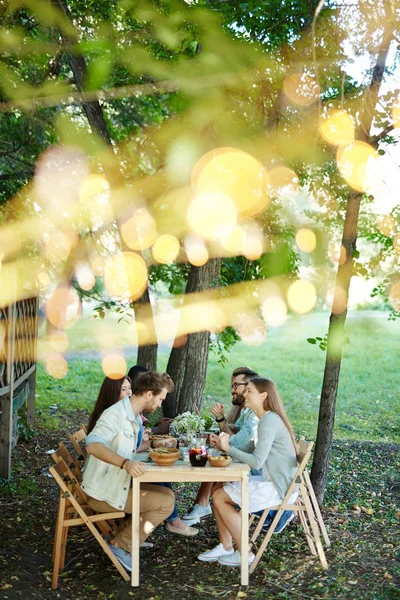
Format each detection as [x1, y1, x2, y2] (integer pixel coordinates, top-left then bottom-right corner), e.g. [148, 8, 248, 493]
[231, 382, 247, 391]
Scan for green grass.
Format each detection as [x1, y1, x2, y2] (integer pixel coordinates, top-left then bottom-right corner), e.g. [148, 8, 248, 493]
[36, 310, 400, 443]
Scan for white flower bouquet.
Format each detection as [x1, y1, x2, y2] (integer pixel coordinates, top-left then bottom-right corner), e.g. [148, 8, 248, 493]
[173, 411, 205, 441]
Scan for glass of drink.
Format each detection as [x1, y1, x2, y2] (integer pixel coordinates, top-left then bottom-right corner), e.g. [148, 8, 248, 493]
[189, 435, 208, 467]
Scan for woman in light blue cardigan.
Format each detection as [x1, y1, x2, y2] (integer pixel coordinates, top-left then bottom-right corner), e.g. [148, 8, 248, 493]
[198, 378, 299, 567]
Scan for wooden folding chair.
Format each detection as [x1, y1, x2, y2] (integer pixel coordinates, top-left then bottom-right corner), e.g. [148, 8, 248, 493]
[49, 459, 129, 589]
[249, 437, 330, 573]
[68, 427, 87, 466]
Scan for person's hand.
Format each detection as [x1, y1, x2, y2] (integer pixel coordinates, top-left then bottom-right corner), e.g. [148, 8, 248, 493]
[153, 417, 173, 435]
[209, 433, 221, 449]
[124, 460, 145, 478]
[219, 432, 231, 453]
[142, 430, 150, 442]
[211, 403, 225, 419]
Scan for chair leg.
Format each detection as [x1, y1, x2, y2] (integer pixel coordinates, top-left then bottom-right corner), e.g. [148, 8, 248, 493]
[249, 508, 285, 575]
[298, 503, 317, 555]
[300, 483, 328, 570]
[303, 470, 331, 547]
[59, 526, 69, 570]
[51, 497, 65, 590]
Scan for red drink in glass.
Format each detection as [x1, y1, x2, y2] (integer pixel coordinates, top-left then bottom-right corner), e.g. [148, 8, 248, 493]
[189, 446, 208, 467]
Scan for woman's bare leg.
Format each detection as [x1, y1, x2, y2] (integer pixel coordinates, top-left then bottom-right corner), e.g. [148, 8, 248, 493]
[212, 487, 244, 553]
[193, 482, 213, 506]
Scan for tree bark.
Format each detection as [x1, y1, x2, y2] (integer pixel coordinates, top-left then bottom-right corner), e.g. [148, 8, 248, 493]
[311, 9, 395, 504]
[163, 258, 221, 417]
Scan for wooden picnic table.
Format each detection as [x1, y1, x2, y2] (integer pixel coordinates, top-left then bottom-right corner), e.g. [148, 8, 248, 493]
[131, 458, 250, 586]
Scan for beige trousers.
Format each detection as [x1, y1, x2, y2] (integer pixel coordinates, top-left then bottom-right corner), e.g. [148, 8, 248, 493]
[87, 483, 175, 552]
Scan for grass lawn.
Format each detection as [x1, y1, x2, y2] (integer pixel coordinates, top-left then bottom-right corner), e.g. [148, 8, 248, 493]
[36, 309, 400, 443]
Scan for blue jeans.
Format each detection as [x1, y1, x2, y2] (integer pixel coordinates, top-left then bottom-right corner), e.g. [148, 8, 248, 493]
[154, 482, 178, 521]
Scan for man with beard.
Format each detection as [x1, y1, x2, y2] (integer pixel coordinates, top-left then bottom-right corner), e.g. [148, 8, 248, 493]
[182, 367, 259, 525]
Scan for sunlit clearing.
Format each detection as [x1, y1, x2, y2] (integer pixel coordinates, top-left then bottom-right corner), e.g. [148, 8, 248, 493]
[296, 228, 317, 253]
[184, 235, 209, 266]
[48, 331, 69, 353]
[76, 264, 96, 291]
[388, 280, 400, 311]
[283, 73, 320, 107]
[332, 286, 348, 314]
[192, 148, 269, 218]
[46, 354, 68, 379]
[35, 146, 89, 220]
[242, 224, 264, 260]
[104, 252, 148, 300]
[237, 315, 266, 346]
[287, 280, 317, 314]
[377, 215, 397, 237]
[102, 354, 127, 379]
[392, 103, 400, 128]
[79, 174, 112, 228]
[220, 226, 246, 255]
[337, 141, 377, 192]
[91, 256, 105, 276]
[45, 231, 75, 263]
[46, 287, 81, 329]
[268, 166, 299, 194]
[152, 234, 180, 264]
[121, 208, 158, 251]
[319, 110, 355, 146]
[261, 296, 287, 327]
[187, 192, 237, 240]
[393, 234, 400, 254]
[37, 271, 50, 289]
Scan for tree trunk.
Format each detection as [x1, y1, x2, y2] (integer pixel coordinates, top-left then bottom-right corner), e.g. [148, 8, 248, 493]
[163, 258, 221, 417]
[311, 9, 395, 504]
[53, 0, 159, 367]
[135, 287, 158, 370]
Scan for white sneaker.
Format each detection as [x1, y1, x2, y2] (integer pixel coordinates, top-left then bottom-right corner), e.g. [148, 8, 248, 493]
[218, 549, 255, 567]
[198, 543, 234, 562]
[182, 503, 212, 522]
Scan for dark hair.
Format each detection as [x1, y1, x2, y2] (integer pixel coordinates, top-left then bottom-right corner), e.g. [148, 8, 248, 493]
[127, 364, 149, 385]
[87, 376, 131, 434]
[248, 377, 298, 456]
[132, 371, 174, 397]
[231, 366, 259, 381]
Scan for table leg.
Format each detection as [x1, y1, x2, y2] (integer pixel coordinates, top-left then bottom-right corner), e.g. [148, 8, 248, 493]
[240, 471, 249, 586]
[131, 478, 140, 586]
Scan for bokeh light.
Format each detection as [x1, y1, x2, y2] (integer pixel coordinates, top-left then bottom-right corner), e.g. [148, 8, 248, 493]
[48, 331, 69, 353]
[332, 286, 348, 314]
[37, 271, 50, 289]
[287, 280, 317, 314]
[242, 224, 264, 260]
[91, 256, 105, 276]
[184, 236, 209, 266]
[187, 191, 237, 240]
[393, 234, 400, 254]
[377, 215, 397, 237]
[268, 166, 299, 193]
[79, 174, 112, 228]
[393, 103, 400, 128]
[388, 280, 400, 311]
[192, 148, 269, 218]
[220, 226, 246, 255]
[46, 287, 82, 329]
[261, 296, 287, 327]
[236, 315, 266, 345]
[283, 73, 320, 106]
[46, 354, 68, 379]
[152, 234, 180, 264]
[319, 110, 355, 146]
[45, 231, 74, 263]
[102, 354, 127, 379]
[76, 264, 96, 291]
[296, 228, 317, 253]
[337, 141, 377, 192]
[104, 252, 148, 300]
[121, 208, 158, 251]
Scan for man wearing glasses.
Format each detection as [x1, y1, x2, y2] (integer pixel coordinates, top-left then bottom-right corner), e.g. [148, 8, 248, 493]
[182, 366, 259, 524]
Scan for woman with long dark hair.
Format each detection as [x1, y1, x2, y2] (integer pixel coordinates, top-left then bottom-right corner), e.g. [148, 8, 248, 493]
[87, 376, 131, 434]
[198, 377, 299, 566]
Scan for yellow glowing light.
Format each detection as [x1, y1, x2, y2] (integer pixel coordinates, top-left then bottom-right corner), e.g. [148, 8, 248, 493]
[48, 331, 69, 353]
[296, 228, 317, 253]
[91, 256, 105, 276]
[261, 296, 287, 327]
[332, 286, 348, 314]
[192, 148, 269, 218]
[187, 192, 237, 240]
[388, 280, 400, 311]
[220, 226, 246, 255]
[319, 110, 355, 146]
[237, 315, 266, 346]
[393, 234, 400, 253]
[287, 280, 317, 314]
[134, 321, 151, 345]
[104, 252, 148, 300]
[76, 264, 96, 291]
[121, 208, 158, 251]
[78, 174, 112, 227]
[242, 225, 264, 261]
[377, 215, 397, 237]
[152, 234, 180, 264]
[268, 166, 299, 193]
[184, 236, 209, 267]
[46, 354, 68, 379]
[283, 73, 320, 107]
[393, 104, 400, 128]
[337, 141, 377, 192]
[102, 354, 127, 380]
[45, 231, 73, 263]
[46, 287, 82, 329]
[38, 271, 50, 288]
[79, 174, 109, 203]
